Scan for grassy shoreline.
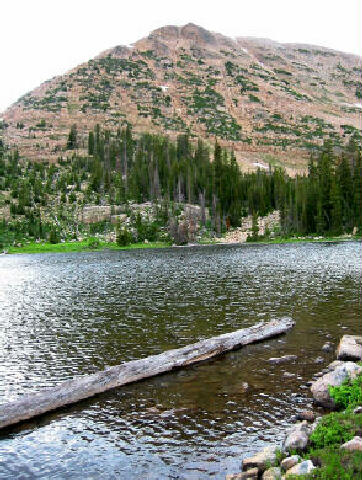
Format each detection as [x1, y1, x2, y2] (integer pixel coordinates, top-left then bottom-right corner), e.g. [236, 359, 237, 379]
[4, 240, 170, 255]
[208, 235, 361, 246]
[2, 235, 360, 255]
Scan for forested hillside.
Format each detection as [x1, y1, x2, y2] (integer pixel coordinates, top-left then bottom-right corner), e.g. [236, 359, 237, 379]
[1, 125, 361, 248]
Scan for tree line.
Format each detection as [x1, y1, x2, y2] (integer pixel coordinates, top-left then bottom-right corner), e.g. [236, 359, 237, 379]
[83, 124, 362, 236]
[0, 124, 361, 246]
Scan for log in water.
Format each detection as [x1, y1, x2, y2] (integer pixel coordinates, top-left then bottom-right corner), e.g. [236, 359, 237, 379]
[0, 318, 294, 430]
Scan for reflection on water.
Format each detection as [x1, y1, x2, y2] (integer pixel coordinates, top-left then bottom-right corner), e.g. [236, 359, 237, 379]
[0, 242, 361, 479]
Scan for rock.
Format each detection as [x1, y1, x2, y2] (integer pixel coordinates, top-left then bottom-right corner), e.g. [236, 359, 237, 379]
[241, 382, 249, 390]
[296, 410, 315, 422]
[227, 468, 259, 479]
[322, 342, 332, 352]
[268, 355, 297, 364]
[310, 417, 322, 433]
[353, 406, 362, 414]
[146, 406, 160, 413]
[340, 436, 362, 452]
[281, 455, 300, 471]
[283, 422, 309, 452]
[242, 446, 277, 472]
[326, 360, 344, 370]
[285, 460, 315, 477]
[314, 356, 324, 364]
[263, 466, 281, 479]
[311, 361, 362, 408]
[241, 468, 259, 479]
[337, 335, 362, 361]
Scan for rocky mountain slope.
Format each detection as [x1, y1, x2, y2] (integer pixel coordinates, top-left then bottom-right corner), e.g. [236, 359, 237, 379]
[1, 23, 361, 172]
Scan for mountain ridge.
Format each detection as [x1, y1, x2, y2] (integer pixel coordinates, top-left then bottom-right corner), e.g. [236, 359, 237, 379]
[2, 23, 361, 173]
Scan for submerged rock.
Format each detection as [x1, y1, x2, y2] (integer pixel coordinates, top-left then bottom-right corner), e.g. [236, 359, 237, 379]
[296, 410, 315, 422]
[311, 361, 362, 408]
[322, 342, 332, 352]
[268, 355, 297, 364]
[242, 446, 277, 472]
[285, 460, 315, 477]
[337, 335, 362, 361]
[340, 436, 362, 452]
[284, 422, 309, 452]
[314, 356, 324, 364]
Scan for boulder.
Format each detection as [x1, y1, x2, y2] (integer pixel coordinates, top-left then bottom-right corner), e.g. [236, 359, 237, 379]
[296, 410, 315, 422]
[337, 335, 362, 361]
[268, 355, 297, 364]
[226, 468, 259, 479]
[311, 362, 362, 408]
[285, 460, 315, 477]
[340, 436, 362, 452]
[262, 466, 281, 479]
[281, 455, 300, 471]
[242, 446, 277, 472]
[283, 422, 309, 452]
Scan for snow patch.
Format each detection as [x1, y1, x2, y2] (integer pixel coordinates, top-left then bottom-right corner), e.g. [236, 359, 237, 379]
[253, 162, 268, 169]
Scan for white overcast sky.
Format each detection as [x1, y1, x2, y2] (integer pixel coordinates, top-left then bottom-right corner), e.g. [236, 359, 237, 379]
[1, 0, 361, 113]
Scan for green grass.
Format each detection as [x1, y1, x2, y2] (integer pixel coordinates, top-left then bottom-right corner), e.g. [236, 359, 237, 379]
[5, 240, 170, 255]
[298, 447, 362, 479]
[4, 235, 360, 255]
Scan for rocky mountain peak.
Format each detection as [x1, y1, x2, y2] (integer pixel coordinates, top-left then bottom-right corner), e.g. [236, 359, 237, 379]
[147, 23, 219, 45]
[2, 24, 361, 173]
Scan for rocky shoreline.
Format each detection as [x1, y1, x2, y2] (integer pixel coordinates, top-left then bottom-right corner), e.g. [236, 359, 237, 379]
[226, 334, 362, 479]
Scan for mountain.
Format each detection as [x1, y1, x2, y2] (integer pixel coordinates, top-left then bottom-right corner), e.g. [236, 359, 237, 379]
[1, 23, 361, 173]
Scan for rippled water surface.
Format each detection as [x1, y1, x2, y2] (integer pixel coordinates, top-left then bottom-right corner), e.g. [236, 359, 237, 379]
[0, 242, 361, 479]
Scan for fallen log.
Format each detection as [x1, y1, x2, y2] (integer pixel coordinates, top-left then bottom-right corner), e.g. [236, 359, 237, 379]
[0, 318, 294, 430]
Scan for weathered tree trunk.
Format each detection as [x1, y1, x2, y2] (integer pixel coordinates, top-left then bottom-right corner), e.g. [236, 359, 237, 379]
[0, 318, 294, 430]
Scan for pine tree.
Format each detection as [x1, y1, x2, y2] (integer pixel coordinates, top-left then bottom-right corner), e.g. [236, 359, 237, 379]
[67, 125, 78, 150]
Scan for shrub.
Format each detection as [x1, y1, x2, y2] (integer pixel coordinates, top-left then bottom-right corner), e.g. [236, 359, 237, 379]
[87, 237, 100, 249]
[49, 228, 59, 244]
[310, 413, 354, 449]
[329, 374, 362, 410]
[116, 227, 133, 246]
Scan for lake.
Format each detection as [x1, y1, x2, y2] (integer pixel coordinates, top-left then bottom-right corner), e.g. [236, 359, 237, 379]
[0, 241, 361, 479]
